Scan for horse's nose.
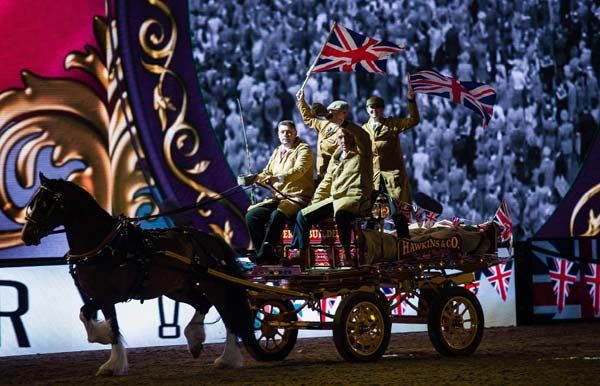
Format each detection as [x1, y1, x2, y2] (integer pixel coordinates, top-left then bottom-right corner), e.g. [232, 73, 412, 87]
[21, 224, 41, 246]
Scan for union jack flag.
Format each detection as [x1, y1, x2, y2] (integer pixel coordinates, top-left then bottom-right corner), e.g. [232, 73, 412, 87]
[409, 70, 496, 127]
[424, 209, 440, 228]
[380, 287, 407, 315]
[463, 270, 482, 295]
[437, 217, 462, 229]
[484, 261, 513, 302]
[530, 238, 600, 320]
[452, 216, 462, 228]
[493, 200, 513, 243]
[394, 199, 413, 223]
[311, 22, 405, 74]
[413, 205, 424, 227]
[319, 297, 340, 322]
[584, 263, 600, 316]
[549, 257, 578, 314]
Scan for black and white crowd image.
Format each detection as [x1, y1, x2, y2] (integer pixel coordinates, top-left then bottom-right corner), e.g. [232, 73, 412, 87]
[189, 0, 600, 240]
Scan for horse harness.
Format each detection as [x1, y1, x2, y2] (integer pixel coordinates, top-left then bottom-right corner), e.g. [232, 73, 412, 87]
[65, 217, 227, 301]
[29, 180, 235, 302]
[65, 217, 144, 300]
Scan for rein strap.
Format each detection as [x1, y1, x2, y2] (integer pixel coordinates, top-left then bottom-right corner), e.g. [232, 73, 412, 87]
[162, 250, 192, 265]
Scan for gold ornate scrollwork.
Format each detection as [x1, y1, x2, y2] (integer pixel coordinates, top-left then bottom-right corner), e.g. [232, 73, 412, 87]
[139, 0, 240, 228]
[0, 15, 156, 249]
[106, 17, 157, 219]
[570, 184, 600, 237]
[0, 70, 110, 248]
[209, 220, 234, 246]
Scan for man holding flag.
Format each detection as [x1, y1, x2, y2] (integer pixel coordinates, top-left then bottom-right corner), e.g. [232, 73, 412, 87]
[297, 22, 406, 181]
[296, 90, 354, 180]
[361, 75, 420, 238]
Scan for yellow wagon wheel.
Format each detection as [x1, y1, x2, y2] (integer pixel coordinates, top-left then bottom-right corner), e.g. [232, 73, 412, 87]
[243, 299, 298, 361]
[427, 286, 484, 356]
[333, 292, 391, 362]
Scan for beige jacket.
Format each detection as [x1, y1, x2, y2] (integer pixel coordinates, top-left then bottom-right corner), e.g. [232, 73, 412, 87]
[249, 138, 315, 218]
[297, 98, 341, 178]
[303, 142, 373, 217]
[362, 100, 419, 203]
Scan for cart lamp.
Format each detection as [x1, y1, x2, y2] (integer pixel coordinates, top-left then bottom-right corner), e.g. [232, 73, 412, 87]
[371, 193, 390, 220]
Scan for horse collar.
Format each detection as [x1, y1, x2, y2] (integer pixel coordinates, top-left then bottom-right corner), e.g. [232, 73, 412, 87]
[66, 217, 126, 263]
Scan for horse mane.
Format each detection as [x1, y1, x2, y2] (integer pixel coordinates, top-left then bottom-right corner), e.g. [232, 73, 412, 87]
[48, 178, 112, 219]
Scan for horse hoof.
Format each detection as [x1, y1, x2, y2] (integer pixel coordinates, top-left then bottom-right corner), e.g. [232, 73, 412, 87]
[96, 368, 114, 377]
[214, 355, 243, 369]
[190, 343, 203, 359]
[96, 366, 128, 377]
[96, 361, 128, 377]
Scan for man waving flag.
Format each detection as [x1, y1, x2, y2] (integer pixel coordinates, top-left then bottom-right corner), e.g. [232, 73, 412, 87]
[409, 70, 496, 127]
[310, 22, 405, 74]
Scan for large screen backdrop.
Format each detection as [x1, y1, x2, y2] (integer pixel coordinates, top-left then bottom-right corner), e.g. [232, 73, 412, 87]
[0, 1, 598, 260]
[188, 0, 600, 242]
[0, 0, 515, 358]
[0, 0, 596, 355]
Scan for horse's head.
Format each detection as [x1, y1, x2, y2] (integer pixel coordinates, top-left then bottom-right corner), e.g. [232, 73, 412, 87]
[21, 173, 66, 246]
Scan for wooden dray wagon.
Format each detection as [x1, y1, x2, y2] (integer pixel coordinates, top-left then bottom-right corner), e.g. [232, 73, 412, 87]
[213, 220, 509, 362]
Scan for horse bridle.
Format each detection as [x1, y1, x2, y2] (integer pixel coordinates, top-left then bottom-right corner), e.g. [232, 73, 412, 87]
[25, 184, 65, 237]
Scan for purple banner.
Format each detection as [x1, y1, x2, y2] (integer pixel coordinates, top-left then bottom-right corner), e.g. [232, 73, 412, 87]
[536, 134, 600, 238]
[115, 0, 250, 248]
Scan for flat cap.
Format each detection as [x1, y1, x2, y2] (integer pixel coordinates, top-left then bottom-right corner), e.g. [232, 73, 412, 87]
[311, 102, 328, 117]
[327, 100, 349, 112]
[366, 96, 385, 108]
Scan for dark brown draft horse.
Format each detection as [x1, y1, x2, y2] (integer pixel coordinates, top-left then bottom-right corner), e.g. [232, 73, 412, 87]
[21, 174, 252, 376]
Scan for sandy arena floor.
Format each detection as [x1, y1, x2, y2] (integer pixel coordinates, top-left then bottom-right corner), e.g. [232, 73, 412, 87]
[1, 322, 599, 385]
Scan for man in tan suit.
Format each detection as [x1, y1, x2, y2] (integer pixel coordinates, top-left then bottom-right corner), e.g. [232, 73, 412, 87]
[296, 89, 354, 180]
[362, 79, 420, 237]
[285, 125, 373, 267]
[245, 120, 314, 264]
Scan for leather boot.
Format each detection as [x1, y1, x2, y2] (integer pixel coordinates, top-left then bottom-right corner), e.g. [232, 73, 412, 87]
[257, 242, 279, 265]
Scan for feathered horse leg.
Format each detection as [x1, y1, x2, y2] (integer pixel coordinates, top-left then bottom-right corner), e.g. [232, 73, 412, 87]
[79, 301, 112, 345]
[214, 329, 244, 368]
[184, 310, 206, 358]
[95, 304, 128, 376]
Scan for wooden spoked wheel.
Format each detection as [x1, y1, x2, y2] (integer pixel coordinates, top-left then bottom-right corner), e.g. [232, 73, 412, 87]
[427, 286, 484, 356]
[243, 299, 298, 361]
[333, 292, 391, 362]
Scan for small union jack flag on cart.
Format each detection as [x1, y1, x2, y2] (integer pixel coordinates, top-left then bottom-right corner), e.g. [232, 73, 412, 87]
[437, 217, 462, 229]
[493, 200, 513, 243]
[409, 70, 496, 126]
[425, 210, 440, 228]
[492, 199, 513, 256]
[393, 199, 413, 222]
[311, 22, 405, 74]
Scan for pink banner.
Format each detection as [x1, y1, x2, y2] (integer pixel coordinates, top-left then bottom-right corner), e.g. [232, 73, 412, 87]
[0, 0, 104, 90]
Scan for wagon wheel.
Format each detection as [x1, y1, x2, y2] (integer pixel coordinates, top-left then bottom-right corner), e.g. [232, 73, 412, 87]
[333, 292, 391, 362]
[427, 286, 484, 356]
[243, 299, 298, 361]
